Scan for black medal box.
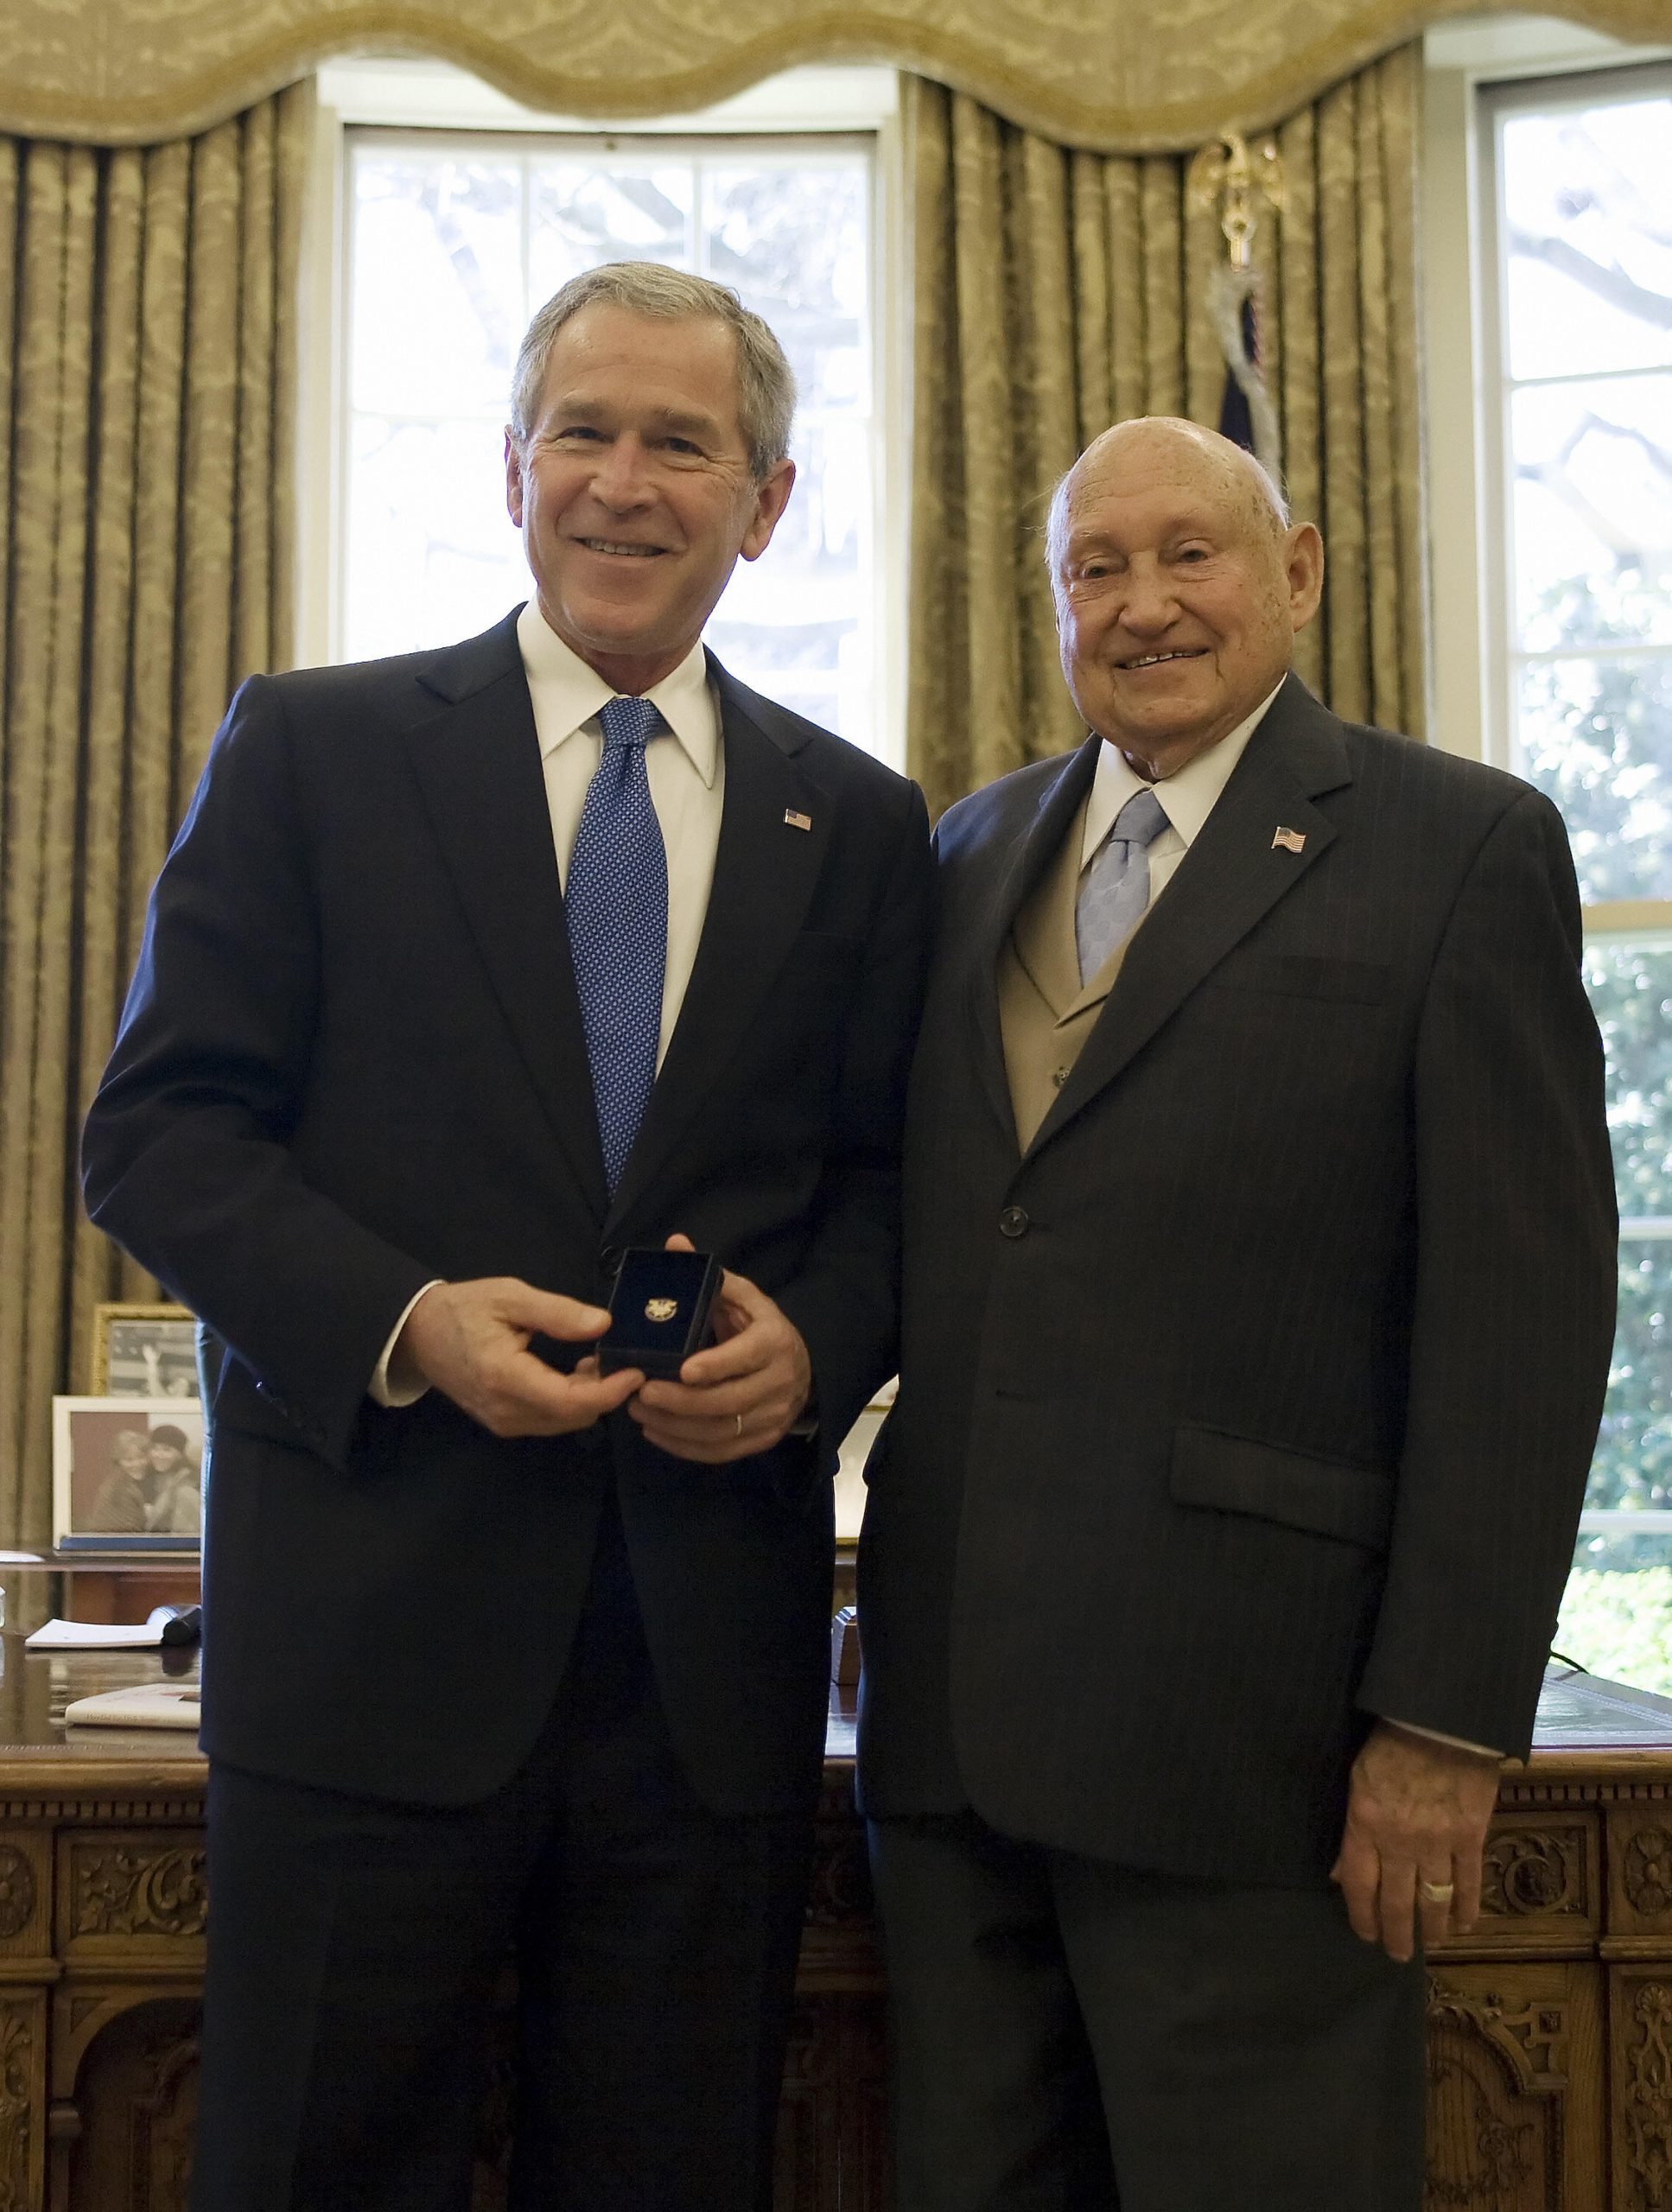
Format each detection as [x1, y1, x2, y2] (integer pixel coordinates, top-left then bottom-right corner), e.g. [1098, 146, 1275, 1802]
[598, 1247, 723, 1378]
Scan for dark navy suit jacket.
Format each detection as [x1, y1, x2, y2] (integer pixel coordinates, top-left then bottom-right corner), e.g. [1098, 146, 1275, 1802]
[84, 609, 932, 1815]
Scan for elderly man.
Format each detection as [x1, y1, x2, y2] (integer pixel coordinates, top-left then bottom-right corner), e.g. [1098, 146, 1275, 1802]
[857, 417, 1615, 2209]
[82, 263, 931, 2212]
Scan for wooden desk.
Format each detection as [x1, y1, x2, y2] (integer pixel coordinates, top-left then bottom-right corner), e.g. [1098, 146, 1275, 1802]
[2, 1646, 1671, 2211]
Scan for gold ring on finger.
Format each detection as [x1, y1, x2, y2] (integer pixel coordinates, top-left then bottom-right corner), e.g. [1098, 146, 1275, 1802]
[1417, 1878, 1455, 1905]
[734, 1413, 744, 1440]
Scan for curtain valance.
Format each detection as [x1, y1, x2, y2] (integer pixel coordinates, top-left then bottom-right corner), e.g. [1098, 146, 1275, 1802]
[0, 0, 1662, 149]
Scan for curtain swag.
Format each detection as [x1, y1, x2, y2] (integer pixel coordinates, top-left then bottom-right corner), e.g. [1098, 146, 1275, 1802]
[0, 0, 1661, 149]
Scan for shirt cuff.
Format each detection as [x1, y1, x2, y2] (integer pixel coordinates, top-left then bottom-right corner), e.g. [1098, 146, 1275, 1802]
[369, 1281, 445, 1408]
[1387, 1719, 1504, 1760]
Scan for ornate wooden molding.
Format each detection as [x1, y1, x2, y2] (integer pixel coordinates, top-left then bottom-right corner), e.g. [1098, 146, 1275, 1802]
[0, 2003, 34, 2212]
[68, 1845, 207, 1942]
[1480, 1826, 1588, 1922]
[0, 1850, 35, 1944]
[0, 0, 1663, 151]
[1627, 1827, 1672, 1918]
[1427, 1979, 1571, 2094]
[1621, 1979, 1672, 2209]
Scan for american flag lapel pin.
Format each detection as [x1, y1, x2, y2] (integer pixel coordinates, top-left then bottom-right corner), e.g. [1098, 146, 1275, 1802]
[1271, 826, 1306, 855]
[784, 809, 813, 832]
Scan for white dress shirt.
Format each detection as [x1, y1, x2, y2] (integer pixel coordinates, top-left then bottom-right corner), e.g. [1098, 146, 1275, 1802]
[370, 602, 728, 1406]
[1078, 682, 1281, 890]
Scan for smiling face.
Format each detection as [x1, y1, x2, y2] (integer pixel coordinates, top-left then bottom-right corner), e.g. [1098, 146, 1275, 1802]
[113, 1432, 149, 1478]
[1050, 419, 1323, 779]
[505, 303, 796, 694]
[146, 1436, 184, 1477]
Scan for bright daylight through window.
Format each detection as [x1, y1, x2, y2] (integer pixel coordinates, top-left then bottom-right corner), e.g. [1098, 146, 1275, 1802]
[1487, 72, 1672, 1688]
[342, 134, 877, 746]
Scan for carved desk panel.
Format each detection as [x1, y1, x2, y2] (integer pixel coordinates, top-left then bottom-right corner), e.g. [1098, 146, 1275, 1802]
[2, 1646, 1672, 2210]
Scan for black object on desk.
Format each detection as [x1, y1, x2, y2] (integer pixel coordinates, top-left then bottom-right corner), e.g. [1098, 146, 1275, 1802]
[160, 1605, 202, 1646]
[599, 1248, 722, 1378]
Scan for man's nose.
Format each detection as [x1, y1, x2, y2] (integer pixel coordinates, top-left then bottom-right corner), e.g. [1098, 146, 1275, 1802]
[1116, 564, 1176, 633]
[589, 435, 655, 509]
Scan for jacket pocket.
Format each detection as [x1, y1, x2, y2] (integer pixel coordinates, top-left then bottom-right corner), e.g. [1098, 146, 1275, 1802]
[1170, 1423, 1393, 1548]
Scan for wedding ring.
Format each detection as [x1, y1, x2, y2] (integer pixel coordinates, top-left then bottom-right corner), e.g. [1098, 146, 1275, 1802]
[1418, 1878, 1455, 1905]
[734, 1413, 744, 1439]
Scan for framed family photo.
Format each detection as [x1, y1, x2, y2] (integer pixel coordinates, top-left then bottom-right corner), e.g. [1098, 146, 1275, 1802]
[88, 1302, 200, 1399]
[52, 1397, 206, 1552]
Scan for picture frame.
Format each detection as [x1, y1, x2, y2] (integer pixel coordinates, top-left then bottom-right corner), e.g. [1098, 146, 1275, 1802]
[52, 1396, 206, 1553]
[88, 1303, 200, 1400]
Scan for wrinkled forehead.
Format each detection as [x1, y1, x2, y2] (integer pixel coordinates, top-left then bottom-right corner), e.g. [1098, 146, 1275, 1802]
[1063, 433, 1272, 541]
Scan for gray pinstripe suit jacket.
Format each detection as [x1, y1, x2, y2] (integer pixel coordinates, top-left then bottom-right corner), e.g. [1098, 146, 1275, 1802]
[856, 674, 1617, 1885]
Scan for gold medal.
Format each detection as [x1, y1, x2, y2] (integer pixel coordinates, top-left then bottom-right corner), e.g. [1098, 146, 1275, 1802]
[645, 1297, 678, 1323]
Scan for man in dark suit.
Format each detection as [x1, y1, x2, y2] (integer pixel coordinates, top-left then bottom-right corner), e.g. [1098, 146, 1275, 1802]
[857, 416, 1615, 2209]
[82, 262, 931, 2212]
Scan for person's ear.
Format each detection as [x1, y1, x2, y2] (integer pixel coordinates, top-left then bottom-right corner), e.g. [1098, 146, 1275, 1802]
[740, 459, 797, 563]
[1285, 522, 1324, 633]
[505, 429, 526, 530]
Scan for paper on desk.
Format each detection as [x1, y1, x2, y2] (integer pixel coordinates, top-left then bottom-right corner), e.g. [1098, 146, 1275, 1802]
[0, 1549, 43, 1564]
[64, 1682, 200, 1729]
[25, 1606, 181, 1650]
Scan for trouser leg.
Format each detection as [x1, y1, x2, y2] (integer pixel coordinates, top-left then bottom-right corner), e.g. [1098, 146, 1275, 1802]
[1052, 1850, 1427, 2212]
[868, 1813, 1119, 2212]
[509, 1493, 817, 2212]
[192, 1745, 555, 2212]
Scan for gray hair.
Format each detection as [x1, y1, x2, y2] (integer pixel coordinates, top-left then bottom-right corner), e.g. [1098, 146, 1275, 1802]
[509, 261, 797, 482]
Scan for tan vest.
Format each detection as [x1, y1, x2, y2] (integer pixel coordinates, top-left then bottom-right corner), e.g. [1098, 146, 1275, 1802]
[997, 792, 1142, 1151]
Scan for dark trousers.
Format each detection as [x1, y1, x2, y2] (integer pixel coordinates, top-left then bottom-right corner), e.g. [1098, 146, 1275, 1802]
[868, 1811, 1425, 2212]
[191, 1507, 815, 2212]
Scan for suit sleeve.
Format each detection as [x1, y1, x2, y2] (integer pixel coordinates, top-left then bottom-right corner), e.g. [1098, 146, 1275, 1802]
[773, 779, 934, 1458]
[81, 675, 436, 1465]
[1356, 787, 1617, 1757]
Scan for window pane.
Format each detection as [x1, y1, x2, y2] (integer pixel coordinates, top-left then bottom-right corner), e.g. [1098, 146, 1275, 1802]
[1510, 376, 1672, 650]
[1588, 1237, 1672, 1511]
[1560, 1529, 1672, 1695]
[1501, 96, 1672, 382]
[1588, 943, 1672, 1211]
[344, 416, 525, 663]
[1517, 654, 1672, 900]
[529, 162, 694, 293]
[352, 156, 524, 416]
[701, 162, 868, 410]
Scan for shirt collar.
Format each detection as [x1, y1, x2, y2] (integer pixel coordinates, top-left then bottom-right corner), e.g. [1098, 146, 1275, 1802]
[516, 599, 720, 788]
[1081, 679, 1286, 867]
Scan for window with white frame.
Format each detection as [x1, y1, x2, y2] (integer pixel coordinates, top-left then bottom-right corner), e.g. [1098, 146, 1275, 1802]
[1480, 63, 1672, 1687]
[324, 73, 889, 753]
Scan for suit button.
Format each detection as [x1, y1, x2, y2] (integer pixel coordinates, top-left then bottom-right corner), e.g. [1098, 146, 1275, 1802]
[999, 1206, 1030, 1238]
[600, 1246, 624, 1276]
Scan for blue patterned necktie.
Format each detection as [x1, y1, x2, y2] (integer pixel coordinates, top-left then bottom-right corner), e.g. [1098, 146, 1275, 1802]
[1074, 785, 1170, 984]
[565, 694, 668, 1193]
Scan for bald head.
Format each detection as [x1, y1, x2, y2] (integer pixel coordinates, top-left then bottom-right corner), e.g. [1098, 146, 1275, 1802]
[1046, 418, 1288, 578]
[1046, 415, 1323, 779]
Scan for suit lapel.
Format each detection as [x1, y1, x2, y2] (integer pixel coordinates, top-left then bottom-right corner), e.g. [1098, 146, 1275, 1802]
[401, 613, 608, 1217]
[967, 736, 1103, 1146]
[605, 661, 830, 1226]
[1026, 678, 1353, 1159]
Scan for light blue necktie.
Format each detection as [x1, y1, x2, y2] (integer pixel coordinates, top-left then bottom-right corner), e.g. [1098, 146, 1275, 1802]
[1075, 786, 1170, 984]
[565, 695, 668, 1193]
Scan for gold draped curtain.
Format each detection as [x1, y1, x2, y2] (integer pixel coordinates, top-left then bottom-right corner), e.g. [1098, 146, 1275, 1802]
[906, 45, 1426, 817]
[0, 0, 1659, 149]
[0, 84, 310, 1549]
